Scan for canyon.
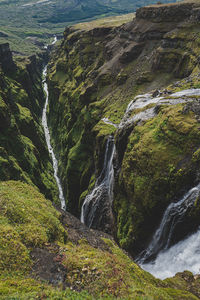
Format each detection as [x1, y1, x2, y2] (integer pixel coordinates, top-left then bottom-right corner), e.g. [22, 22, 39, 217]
[2, 1, 200, 299]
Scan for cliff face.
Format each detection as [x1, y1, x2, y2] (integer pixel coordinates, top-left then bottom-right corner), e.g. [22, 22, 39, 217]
[0, 43, 16, 73]
[48, 1, 200, 254]
[0, 44, 58, 202]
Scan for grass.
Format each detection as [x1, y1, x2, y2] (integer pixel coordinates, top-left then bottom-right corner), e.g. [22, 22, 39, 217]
[71, 13, 135, 31]
[0, 180, 200, 299]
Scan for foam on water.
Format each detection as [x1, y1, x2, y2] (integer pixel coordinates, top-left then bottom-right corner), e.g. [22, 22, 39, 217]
[141, 229, 200, 279]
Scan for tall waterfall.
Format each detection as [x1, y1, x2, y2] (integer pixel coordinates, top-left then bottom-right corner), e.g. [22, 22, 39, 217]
[81, 136, 115, 230]
[42, 66, 66, 210]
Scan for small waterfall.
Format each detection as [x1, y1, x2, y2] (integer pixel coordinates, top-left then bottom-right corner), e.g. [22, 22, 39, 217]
[137, 184, 200, 264]
[42, 66, 66, 210]
[81, 136, 115, 229]
[141, 227, 200, 279]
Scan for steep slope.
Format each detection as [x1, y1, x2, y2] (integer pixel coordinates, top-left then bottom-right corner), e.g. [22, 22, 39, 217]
[0, 43, 58, 202]
[47, 0, 200, 256]
[1, 180, 200, 299]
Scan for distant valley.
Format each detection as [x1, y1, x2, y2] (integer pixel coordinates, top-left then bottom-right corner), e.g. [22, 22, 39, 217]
[0, 0, 178, 55]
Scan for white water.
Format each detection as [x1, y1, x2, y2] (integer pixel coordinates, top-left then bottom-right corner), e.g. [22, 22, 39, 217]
[82, 87, 200, 278]
[101, 117, 118, 128]
[170, 88, 200, 97]
[124, 88, 200, 279]
[42, 66, 66, 210]
[81, 136, 115, 228]
[44, 36, 57, 49]
[138, 184, 200, 279]
[137, 184, 200, 264]
[141, 229, 200, 279]
[119, 89, 200, 129]
[51, 36, 57, 45]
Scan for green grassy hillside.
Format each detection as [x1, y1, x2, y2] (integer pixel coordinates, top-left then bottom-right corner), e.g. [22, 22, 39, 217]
[1, 180, 200, 299]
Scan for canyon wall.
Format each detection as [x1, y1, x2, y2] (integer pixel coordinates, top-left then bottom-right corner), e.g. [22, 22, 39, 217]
[48, 0, 200, 255]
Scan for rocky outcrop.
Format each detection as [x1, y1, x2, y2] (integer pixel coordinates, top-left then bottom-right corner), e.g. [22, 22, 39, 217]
[0, 43, 16, 73]
[136, 2, 194, 22]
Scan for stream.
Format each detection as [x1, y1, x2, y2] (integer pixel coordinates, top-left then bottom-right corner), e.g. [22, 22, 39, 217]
[42, 64, 66, 210]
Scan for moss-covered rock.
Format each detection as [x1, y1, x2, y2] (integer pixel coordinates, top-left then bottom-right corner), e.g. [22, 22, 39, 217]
[0, 49, 59, 203]
[115, 101, 200, 253]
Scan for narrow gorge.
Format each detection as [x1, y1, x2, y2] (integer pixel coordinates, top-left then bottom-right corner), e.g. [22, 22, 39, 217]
[42, 64, 66, 210]
[3, 1, 200, 299]
[46, 0, 200, 282]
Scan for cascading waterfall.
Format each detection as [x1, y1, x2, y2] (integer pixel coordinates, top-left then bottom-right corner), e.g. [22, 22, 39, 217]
[80, 87, 200, 278]
[137, 184, 200, 264]
[81, 136, 115, 229]
[138, 184, 200, 279]
[132, 88, 200, 279]
[80, 88, 200, 229]
[42, 65, 66, 210]
[141, 228, 200, 279]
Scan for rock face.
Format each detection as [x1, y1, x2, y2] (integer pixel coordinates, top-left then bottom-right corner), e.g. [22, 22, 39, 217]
[0, 48, 58, 202]
[0, 43, 16, 73]
[47, 0, 200, 257]
[136, 2, 194, 22]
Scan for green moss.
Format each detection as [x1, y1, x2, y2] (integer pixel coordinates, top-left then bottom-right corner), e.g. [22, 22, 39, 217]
[0, 221, 31, 272]
[0, 181, 199, 299]
[16, 103, 32, 122]
[0, 276, 94, 299]
[116, 103, 200, 251]
[0, 181, 67, 247]
[0, 58, 59, 203]
[93, 121, 116, 137]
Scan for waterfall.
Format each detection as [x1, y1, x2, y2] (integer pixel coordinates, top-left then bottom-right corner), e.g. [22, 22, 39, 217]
[81, 136, 115, 229]
[42, 65, 66, 210]
[80, 87, 200, 278]
[131, 88, 200, 279]
[80, 88, 197, 229]
[141, 228, 200, 279]
[137, 184, 200, 264]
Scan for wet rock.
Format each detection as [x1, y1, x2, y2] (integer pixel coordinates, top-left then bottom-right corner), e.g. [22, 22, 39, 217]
[182, 101, 200, 116]
[0, 31, 8, 38]
[58, 208, 113, 251]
